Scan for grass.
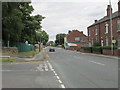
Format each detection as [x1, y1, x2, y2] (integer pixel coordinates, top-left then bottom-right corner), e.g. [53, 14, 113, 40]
[0, 59, 16, 62]
[18, 50, 39, 58]
[25, 50, 39, 55]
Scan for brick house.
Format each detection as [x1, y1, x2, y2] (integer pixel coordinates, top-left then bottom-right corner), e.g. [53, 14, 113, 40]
[87, 1, 120, 47]
[64, 30, 88, 50]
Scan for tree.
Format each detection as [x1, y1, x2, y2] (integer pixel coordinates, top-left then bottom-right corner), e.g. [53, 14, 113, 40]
[2, 2, 25, 45]
[2, 2, 46, 46]
[55, 33, 66, 45]
[36, 30, 49, 45]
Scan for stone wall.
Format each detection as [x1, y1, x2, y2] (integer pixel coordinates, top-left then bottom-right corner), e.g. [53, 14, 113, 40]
[2, 47, 18, 57]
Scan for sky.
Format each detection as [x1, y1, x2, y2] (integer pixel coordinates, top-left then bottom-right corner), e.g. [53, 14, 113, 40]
[31, 0, 118, 41]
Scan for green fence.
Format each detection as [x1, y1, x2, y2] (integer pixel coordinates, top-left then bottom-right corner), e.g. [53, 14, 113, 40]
[11, 42, 34, 52]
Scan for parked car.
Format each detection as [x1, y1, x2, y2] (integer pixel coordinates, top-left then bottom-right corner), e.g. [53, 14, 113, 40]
[49, 48, 55, 52]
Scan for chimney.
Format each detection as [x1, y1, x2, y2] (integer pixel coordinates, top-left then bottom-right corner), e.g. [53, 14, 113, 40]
[107, 5, 112, 16]
[118, 0, 120, 12]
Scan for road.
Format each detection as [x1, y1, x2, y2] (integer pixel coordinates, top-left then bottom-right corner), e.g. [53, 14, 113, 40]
[47, 47, 118, 88]
[2, 47, 118, 88]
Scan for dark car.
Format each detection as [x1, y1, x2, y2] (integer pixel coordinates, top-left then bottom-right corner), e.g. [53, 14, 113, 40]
[49, 48, 55, 52]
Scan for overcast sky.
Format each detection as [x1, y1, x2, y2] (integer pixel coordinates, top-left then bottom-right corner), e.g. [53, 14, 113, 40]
[31, 0, 118, 41]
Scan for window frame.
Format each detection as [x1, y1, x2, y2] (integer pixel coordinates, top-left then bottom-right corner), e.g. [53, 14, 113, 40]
[105, 24, 109, 34]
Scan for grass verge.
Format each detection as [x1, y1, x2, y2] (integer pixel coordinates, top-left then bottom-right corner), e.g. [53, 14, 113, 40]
[0, 59, 16, 62]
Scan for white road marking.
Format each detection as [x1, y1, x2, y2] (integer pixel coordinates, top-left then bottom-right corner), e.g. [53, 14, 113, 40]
[56, 76, 60, 79]
[53, 70, 56, 73]
[44, 63, 48, 71]
[54, 73, 57, 76]
[88, 60, 105, 66]
[61, 84, 65, 88]
[47, 61, 66, 88]
[58, 80, 62, 84]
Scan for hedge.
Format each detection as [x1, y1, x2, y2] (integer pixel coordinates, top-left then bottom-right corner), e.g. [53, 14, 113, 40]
[102, 46, 117, 50]
[92, 47, 102, 52]
[81, 47, 92, 51]
[81, 46, 118, 52]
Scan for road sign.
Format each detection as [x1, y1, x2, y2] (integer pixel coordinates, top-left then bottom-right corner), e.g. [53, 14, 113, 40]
[112, 40, 116, 44]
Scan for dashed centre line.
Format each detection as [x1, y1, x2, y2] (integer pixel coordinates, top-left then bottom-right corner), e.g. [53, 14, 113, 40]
[88, 60, 105, 66]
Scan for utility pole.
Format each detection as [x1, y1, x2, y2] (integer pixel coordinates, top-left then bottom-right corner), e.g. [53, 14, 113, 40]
[59, 34, 60, 45]
[109, 0, 113, 55]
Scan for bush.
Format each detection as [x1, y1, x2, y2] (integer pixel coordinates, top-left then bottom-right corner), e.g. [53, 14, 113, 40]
[92, 46, 102, 52]
[102, 46, 117, 50]
[81, 47, 92, 51]
[62, 44, 64, 48]
[93, 42, 101, 47]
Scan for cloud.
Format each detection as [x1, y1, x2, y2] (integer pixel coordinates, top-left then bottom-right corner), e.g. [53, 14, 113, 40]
[31, 1, 118, 41]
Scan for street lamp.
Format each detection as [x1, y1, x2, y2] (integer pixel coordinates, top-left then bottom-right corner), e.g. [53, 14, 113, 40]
[109, 0, 113, 55]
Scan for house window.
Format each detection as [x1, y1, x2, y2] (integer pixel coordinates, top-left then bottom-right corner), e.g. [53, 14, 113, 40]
[96, 37, 98, 41]
[75, 37, 80, 41]
[91, 39, 93, 46]
[105, 24, 109, 33]
[117, 20, 120, 31]
[80, 38, 83, 42]
[105, 38, 108, 46]
[95, 29, 98, 35]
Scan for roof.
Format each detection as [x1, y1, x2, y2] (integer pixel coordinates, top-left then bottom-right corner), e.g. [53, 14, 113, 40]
[88, 11, 120, 28]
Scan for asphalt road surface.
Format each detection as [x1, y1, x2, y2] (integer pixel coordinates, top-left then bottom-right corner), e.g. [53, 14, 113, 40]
[2, 47, 118, 88]
[47, 47, 118, 88]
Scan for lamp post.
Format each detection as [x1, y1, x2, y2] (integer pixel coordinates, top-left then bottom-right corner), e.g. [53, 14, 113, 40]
[109, 0, 113, 55]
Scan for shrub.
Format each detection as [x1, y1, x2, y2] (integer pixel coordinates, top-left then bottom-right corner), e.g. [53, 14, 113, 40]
[81, 47, 92, 51]
[62, 44, 64, 48]
[92, 46, 102, 52]
[102, 46, 117, 50]
[93, 42, 101, 47]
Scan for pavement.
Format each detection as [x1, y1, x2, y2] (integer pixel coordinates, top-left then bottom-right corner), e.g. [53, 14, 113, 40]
[2, 49, 61, 88]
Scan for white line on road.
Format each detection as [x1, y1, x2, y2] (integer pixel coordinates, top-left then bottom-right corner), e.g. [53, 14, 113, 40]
[61, 84, 66, 88]
[88, 60, 105, 66]
[58, 80, 62, 84]
[53, 70, 56, 73]
[56, 76, 60, 79]
[47, 61, 66, 88]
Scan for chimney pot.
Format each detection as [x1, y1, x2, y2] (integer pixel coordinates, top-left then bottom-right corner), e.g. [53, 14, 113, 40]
[94, 20, 97, 23]
[68, 30, 71, 34]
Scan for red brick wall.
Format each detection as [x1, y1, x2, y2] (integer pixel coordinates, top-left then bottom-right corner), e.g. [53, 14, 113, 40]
[88, 17, 120, 46]
[103, 49, 119, 56]
[67, 30, 87, 43]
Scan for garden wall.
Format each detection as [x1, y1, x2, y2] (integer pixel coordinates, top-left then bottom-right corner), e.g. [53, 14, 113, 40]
[2, 47, 18, 57]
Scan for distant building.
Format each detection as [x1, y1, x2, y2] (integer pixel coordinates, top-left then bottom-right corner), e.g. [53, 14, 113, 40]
[64, 30, 88, 50]
[87, 1, 120, 47]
